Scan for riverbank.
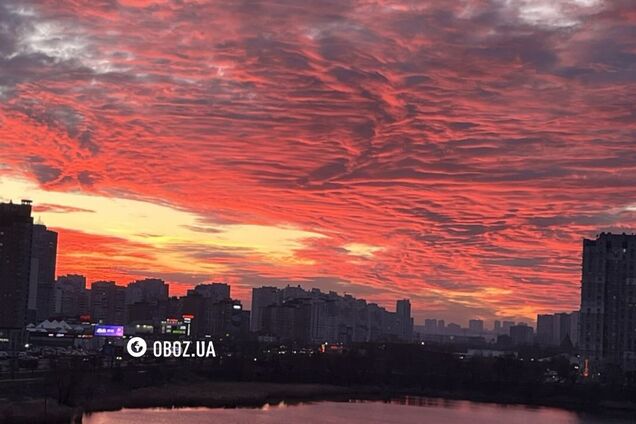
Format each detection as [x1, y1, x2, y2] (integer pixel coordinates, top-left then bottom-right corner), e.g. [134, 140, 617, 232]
[389, 387, 636, 417]
[2, 381, 636, 423]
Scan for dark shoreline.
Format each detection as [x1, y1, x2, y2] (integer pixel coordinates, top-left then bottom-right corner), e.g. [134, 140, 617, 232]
[2, 381, 636, 423]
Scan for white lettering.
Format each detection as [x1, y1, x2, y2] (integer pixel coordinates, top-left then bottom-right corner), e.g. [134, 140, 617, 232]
[182, 340, 192, 357]
[140, 340, 218, 359]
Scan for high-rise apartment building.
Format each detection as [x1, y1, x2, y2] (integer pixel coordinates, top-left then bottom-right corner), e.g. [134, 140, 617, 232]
[0, 201, 34, 332]
[570, 311, 580, 347]
[252, 285, 412, 343]
[54, 274, 90, 318]
[510, 324, 534, 345]
[468, 319, 484, 333]
[91, 281, 126, 324]
[396, 299, 413, 341]
[579, 233, 636, 371]
[536, 314, 555, 345]
[126, 278, 169, 305]
[187, 282, 229, 302]
[30, 224, 58, 321]
[250, 286, 280, 332]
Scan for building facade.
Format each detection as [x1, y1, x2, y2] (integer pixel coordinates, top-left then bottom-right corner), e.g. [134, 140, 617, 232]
[579, 233, 636, 371]
[397, 299, 414, 341]
[187, 282, 230, 302]
[54, 274, 90, 319]
[250, 286, 280, 332]
[91, 281, 126, 324]
[0, 201, 34, 334]
[30, 224, 58, 322]
[126, 278, 169, 305]
[536, 314, 555, 345]
[509, 324, 534, 345]
[252, 285, 413, 344]
[468, 319, 484, 334]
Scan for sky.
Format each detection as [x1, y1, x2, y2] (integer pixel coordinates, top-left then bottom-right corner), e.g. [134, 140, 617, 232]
[0, 0, 635, 325]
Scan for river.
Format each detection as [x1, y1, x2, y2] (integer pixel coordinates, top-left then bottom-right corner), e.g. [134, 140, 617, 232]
[81, 397, 633, 423]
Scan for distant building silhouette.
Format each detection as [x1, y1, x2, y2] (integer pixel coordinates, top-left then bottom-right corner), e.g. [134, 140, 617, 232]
[468, 319, 484, 334]
[30, 224, 58, 322]
[178, 283, 247, 338]
[536, 314, 554, 345]
[250, 286, 280, 332]
[187, 282, 229, 302]
[54, 274, 90, 319]
[502, 320, 514, 334]
[509, 324, 534, 345]
[396, 299, 413, 341]
[207, 298, 249, 337]
[126, 278, 169, 305]
[446, 322, 461, 334]
[424, 318, 438, 333]
[91, 281, 126, 324]
[251, 285, 413, 343]
[263, 298, 311, 343]
[537, 312, 579, 347]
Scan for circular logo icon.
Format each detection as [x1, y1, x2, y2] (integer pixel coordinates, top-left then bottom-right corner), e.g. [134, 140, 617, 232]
[127, 337, 147, 358]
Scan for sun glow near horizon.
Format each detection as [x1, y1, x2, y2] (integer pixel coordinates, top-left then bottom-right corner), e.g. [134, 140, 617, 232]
[0, 176, 334, 270]
[0, 175, 388, 294]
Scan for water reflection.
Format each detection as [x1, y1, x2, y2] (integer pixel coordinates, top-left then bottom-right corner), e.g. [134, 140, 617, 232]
[82, 398, 632, 424]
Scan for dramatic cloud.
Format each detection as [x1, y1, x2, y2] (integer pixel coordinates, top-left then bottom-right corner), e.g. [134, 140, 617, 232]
[1, 0, 635, 324]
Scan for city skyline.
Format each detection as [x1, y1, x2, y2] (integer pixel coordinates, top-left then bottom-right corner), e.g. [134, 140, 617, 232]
[0, 195, 592, 333]
[3, 199, 636, 410]
[0, 198, 581, 328]
[1, 0, 636, 325]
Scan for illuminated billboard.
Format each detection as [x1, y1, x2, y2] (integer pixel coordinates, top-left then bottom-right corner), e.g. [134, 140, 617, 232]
[94, 325, 124, 337]
[161, 319, 190, 336]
